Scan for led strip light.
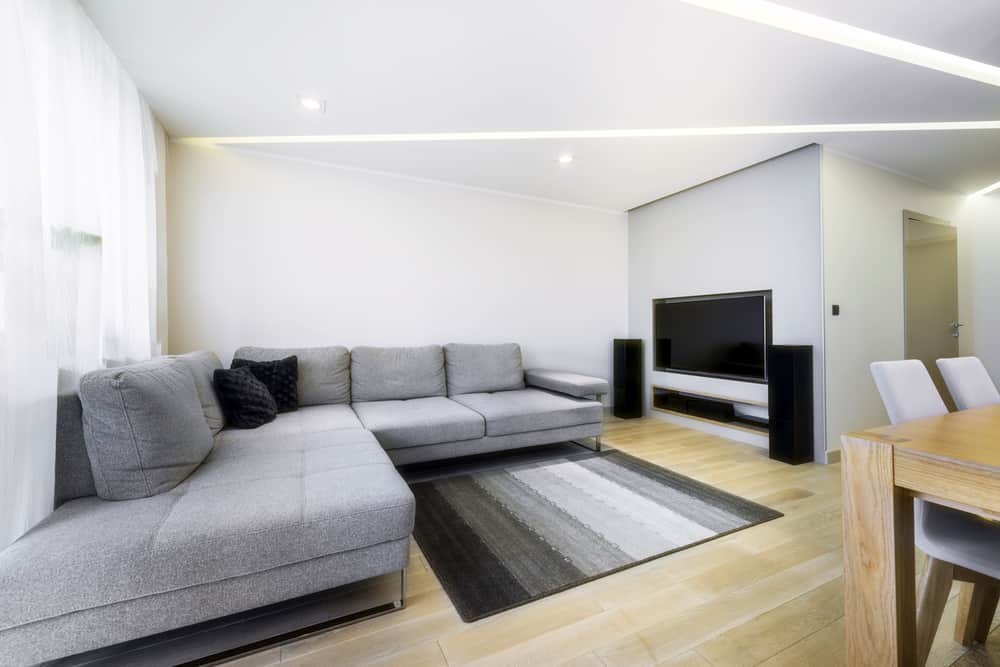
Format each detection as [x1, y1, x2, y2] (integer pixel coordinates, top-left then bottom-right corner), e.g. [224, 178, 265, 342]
[175, 120, 1000, 145]
[678, 0, 1000, 88]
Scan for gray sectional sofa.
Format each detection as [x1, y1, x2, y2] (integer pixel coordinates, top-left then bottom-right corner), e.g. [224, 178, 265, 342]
[0, 343, 607, 665]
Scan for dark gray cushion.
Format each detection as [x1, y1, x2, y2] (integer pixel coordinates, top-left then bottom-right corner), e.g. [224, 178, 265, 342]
[351, 345, 446, 402]
[231, 355, 299, 413]
[234, 346, 350, 406]
[444, 343, 525, 395]
[79, 358, 214, 500]
[451, 388, 603, 436]
[0, 427, 414, 646]
[352, 397, 485, 449]
[213, 367, 278, 429]
[524, 368, 609, 398]
[174, 351, 226, 435]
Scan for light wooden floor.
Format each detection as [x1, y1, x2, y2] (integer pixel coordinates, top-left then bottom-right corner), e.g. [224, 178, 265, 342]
[224, 417, 1000, 667]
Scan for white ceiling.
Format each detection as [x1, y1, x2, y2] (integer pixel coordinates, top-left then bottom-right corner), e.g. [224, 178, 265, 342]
[81, 0, 1000, 210]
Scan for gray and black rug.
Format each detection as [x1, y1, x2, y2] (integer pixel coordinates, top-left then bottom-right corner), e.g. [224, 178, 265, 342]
[406, 445, 782, 622]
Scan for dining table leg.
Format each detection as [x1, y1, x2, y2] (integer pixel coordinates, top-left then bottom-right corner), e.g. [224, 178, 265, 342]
[842, 435, 918, 666]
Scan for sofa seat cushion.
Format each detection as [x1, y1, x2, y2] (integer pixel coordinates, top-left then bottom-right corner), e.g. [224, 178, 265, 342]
[352, 397, 485, 449]
[0, 427, 414, 635]
[213, 403, 364, 449]
[451, 388, 603, 436]
[295, 403, 365, 432]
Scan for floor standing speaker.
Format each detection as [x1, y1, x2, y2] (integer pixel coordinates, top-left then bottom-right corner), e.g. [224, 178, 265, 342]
[613, 339, 643, 419]
[767, 345, 814, 464]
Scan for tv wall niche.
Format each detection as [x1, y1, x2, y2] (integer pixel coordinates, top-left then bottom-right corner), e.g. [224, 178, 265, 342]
[653, 290, 773, 383]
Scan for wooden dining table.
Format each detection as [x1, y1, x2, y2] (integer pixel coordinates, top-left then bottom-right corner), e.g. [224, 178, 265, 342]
[841, 404, 1000, 665]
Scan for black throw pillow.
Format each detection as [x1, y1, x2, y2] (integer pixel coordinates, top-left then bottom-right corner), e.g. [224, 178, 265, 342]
[213, 366, 278, 429]
[231, 355, 299, 413]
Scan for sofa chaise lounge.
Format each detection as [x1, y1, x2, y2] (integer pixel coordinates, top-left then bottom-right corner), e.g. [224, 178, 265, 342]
[0, 343, 607, 665]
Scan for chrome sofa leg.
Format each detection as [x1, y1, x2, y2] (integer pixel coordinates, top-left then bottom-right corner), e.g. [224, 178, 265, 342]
[571, 435, 602, 452]
[596, 393, 605, 451]
[395, 570, 407, 610]
[569, 393, 607, 453]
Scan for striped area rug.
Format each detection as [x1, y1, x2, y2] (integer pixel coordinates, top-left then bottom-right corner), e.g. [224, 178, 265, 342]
[409, 448, 781, 622]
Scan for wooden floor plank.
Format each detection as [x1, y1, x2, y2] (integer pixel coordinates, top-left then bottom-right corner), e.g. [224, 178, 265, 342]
[636, 551, 844, 662]
[756, 618, 845, 667]
[695, 578, 844, 667]
[438, 591, 605, 665]
[655, 651, 716, 667]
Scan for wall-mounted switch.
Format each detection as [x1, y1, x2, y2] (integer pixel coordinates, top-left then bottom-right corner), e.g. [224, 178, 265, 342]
[832, 304, 840, 316]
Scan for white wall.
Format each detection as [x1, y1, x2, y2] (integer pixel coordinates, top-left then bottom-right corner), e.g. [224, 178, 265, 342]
[821, 149, 973, 450]
[628, 146, 826, 459]
[960, 194, 1000, 380]
[167, 144, 628, 385]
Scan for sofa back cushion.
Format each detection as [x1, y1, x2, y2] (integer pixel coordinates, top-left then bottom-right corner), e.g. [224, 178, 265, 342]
[351, 345, 446, 402]
[444, 343, 525, 395]
[174, 350, 226, 435]
[233, 346, 350, 405]
[54, 387, 97, 507]
[79, 357, 214, 500]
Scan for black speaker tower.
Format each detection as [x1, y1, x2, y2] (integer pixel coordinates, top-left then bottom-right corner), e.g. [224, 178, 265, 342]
[767, 345, 814, 464]
[613, 339, 643, 419]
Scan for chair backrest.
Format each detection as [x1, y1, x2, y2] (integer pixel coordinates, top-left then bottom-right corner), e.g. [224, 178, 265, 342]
[870, 360, 948, 425]
[936, 357, 1000, 410]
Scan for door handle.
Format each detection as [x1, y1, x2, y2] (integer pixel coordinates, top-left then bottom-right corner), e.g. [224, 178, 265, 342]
[948, 322, 964, 338]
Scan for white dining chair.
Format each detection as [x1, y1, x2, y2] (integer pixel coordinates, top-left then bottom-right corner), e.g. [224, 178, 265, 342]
[870, 360, 1000, 664]
[937, 357, 1000, 411]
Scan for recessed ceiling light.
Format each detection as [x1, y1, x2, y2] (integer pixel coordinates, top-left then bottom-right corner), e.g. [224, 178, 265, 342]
[175, 119, 1000, 145]
[678, 0, 1000, 87]
[298, 96, 326, 113]
[558, 154, 574, 165]
[969, 179, 1000, 198]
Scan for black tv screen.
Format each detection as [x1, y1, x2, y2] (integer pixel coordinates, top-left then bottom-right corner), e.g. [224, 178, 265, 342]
[653, 291, 772, 382]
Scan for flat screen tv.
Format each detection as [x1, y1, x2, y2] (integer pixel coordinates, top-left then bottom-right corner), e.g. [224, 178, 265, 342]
[653, 290, 772, 383]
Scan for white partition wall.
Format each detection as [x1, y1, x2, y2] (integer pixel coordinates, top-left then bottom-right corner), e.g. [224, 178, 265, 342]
[962, 195, 1000, 381]
[627, 146, 826, 461]
[821, 150, 971, 455]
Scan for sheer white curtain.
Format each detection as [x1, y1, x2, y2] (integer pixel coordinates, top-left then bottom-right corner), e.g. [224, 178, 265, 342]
[0, 0, 58, 551]
[25, 0, 160, 371]
[0, 0, 160, 549]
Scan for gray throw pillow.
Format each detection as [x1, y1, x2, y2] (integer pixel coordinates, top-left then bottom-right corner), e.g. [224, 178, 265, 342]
[79, 357, 214, 500]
